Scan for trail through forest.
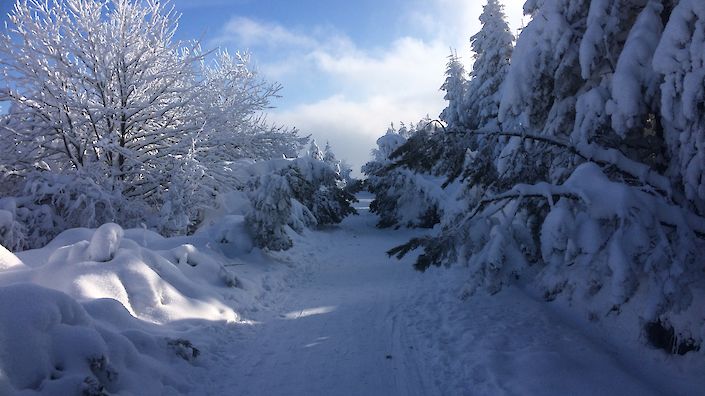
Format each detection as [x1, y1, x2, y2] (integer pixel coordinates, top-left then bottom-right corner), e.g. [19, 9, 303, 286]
[184, 195, 701, 396]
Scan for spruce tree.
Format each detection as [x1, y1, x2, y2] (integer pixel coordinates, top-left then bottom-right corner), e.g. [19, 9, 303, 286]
[308, 140, 324, 161]
[465, 0, 514, 130]
[439, 52, 466, 127]
[654, 0, 705, 213]
[389, 0, 705, 352]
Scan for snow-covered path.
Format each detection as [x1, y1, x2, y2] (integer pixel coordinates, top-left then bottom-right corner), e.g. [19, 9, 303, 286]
[185, 196, 702, 396]
[189, 197, 434, 395]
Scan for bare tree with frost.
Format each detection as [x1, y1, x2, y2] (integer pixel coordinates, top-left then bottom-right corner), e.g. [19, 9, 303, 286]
[0, 0, 302, 246]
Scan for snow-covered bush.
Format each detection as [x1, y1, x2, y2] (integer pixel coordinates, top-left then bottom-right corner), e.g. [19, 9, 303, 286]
[246, 170, 307, 251]
[245, 156, 356, 251]
[0, 283, 171, 395]
[0, 198, 30, 252]
[0, 221, 255, 394]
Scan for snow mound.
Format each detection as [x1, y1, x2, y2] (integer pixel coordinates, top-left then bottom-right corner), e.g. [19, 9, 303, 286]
[0, 243, 25, 271]
[0, 283, 185, 395]
[198, 214, 254, 257]
[88, 223, 124, 262]
[0, 215, 288, 394]
[5, 225, 240, 325]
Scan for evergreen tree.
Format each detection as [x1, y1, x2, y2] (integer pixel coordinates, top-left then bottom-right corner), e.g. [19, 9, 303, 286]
[246, 156, 357, 250]
[439, 52, 466, 127]
[308, 140, 324, 161]
[654, 0, 705, 213]
[363, 121, 446, 228]
[464, 0, 514, 129]
[323, 141, 342, 176]
[388, 0, 705, 353]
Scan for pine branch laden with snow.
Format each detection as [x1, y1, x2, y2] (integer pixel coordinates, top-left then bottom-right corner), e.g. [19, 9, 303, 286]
[391, 162, 705, 338]
[379, 0, 705, 353]
[363, 120, 455, 229]
[654, 0, 705, 214]
[498, 0, 587, 135]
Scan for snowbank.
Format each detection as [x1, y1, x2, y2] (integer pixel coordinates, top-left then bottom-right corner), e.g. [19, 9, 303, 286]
[8, 224, 240, 325]
[0, 283, 188, 395]
[0, 243, 25, 271]
[0, 217, 290, 395]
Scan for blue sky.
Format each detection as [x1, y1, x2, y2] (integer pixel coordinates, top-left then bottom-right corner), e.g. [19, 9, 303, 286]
[1, 0, 526, 174]
[177, 0, 527, 174]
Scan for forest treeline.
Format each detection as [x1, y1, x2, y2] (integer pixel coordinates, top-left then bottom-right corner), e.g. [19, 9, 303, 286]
[364, 0, 704, 355]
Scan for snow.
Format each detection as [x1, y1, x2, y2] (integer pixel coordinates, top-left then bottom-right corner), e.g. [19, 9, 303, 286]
[87, 223, 124, 263]
[1, 0, 701, 393]
[0, 195, 704, 394]
[0, 283, 187, 395]
[0, 243, 25, 271]
[183, 197, 705, 395]
[607, 1, 663, 135]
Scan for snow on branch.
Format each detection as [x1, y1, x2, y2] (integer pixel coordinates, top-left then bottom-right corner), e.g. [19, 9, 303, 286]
[424, 119, 673, 198]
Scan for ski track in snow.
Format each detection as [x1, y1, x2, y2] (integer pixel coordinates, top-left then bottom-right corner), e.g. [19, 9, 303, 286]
[183, 197, 701, 396]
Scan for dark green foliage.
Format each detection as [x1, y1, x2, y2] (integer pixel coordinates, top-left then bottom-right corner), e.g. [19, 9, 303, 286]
[389, 124, 475, 186]
[387, 235, 455, 272]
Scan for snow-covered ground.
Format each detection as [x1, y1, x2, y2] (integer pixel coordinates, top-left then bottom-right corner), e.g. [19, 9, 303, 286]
[182, 195, 433, 395]
[186, 195, 705, 395]
[1, 194, 703, 395]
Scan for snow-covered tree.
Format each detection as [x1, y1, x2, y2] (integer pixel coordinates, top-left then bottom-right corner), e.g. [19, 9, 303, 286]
[654, 0, 705, 213]
[0, 0, 300, 246]
[388, 0, 705, 353]
[464, 0, 514, 129]
[308, 140, 324, 161]
[323, 141, 342, 176]
[606, 1, 665, 171]
[245, 156, 356, 250]
[439, 52, 466, 127]
[499, 0, 587, 137]
[0, 0, 202, 185]
[246, 170, 307, 251]
[363, 120, 449, 228]
[338, 159, 356, 191]
[198, 50, 306, 172]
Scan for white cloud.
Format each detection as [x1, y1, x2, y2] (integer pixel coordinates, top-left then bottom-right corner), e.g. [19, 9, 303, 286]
[269, 35, 450, 176]
[270, 93, 442, 177]
[212, 0, 527, 176]
[215, 16, 317, 49]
